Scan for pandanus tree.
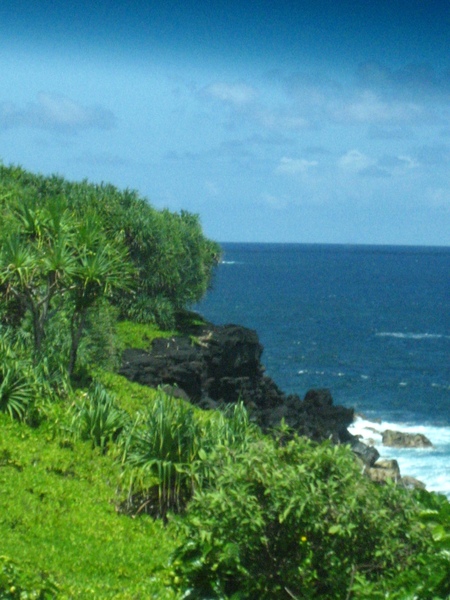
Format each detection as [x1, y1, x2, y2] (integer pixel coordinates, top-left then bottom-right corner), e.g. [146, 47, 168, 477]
[0, 197, 76, 357]
[0, 195, 132, 376]
[0, 162, 220, 337]
[67, 216, 132, 376]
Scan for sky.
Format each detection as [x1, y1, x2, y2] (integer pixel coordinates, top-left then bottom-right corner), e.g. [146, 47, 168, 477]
[1, 0, 449, 245]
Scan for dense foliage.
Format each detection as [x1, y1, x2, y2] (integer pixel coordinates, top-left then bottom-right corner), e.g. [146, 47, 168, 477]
[170, 434, 441, 599]
[0, 163, 220, 382]
[1, 164, 449, 598]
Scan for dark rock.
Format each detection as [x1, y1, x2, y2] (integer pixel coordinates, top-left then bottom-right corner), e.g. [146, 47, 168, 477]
[119, 323, 355, 443]
[382, 429, 433, 448]
[120, 338, 204, 401]
[304, 388, 333, 408]
[205, 324, 263, 378]
[350, 440, 380, 467]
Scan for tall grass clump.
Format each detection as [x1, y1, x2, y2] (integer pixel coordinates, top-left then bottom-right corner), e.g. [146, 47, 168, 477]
[121, 391, 202, 518]
[70, 383, 129, 451]
[203, 401, 258, 451]
[120, 394, 258, 520]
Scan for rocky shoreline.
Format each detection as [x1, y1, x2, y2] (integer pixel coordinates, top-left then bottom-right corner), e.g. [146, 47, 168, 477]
[119, 321, 427, 490]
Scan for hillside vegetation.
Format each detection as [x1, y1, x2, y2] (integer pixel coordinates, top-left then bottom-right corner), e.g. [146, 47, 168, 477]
[0, 164, 449, 599]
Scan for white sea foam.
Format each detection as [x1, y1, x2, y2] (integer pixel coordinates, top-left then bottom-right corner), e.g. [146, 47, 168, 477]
[220, 260, 237, 265]
[349, 417, 450, 497]
[297, 369, 345, 377]
[431, 382, 450, 391]
[375, 332, 448, 340]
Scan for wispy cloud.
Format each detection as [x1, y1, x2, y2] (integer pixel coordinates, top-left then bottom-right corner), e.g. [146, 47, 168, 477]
[272, 65, 449, 131]
[338, 149, 374, 172]
[276, 157, 318, 174]
[202, 82, 257, 106]
[329, 91, 425, 125]
[0, 92, 116, 133]
[356, 62, 450, 99]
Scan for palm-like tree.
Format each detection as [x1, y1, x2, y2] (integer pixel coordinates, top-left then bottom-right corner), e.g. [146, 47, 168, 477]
[0, 196, 132, 376]
[68, 222, 133, 375]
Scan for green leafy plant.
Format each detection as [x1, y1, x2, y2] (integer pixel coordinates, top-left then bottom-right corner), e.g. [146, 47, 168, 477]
[71, 383, 129, 451]
[171, 434, 430, 599]
[0, 361, 32, 421]
[0, 555, 59, 599]
[399, 490, 450, 599]
[122, 391, 202, 518]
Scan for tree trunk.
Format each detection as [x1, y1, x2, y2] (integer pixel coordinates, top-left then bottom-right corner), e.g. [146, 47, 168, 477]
[68, 309, 87, 377]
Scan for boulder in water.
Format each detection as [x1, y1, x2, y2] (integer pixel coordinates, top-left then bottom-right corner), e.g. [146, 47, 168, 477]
[382, 429, 433, 448]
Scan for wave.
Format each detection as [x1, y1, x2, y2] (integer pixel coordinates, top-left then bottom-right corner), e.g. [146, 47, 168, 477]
[298, 369, 345, 377]
[350, 417, 450, 445]
[375, 332, 448, 340]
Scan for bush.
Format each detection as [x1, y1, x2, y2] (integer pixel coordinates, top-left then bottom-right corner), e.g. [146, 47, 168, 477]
[171, 434, 430, 599]
[397, 489, 450, 599]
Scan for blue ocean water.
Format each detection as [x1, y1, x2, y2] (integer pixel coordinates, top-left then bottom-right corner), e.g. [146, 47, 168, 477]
[196, 243, 450, 496]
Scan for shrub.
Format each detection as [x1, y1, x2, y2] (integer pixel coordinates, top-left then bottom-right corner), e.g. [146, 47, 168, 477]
[171, 434, 430, 599]
[397, 490, 450, 599]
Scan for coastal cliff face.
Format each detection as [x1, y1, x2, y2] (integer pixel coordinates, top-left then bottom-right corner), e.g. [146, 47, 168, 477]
[119, 323, 354, 444]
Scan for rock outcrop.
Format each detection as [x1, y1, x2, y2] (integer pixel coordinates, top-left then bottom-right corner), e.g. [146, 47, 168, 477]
[119, 323, 354, 443]
[382, 429, 433, 448]
[366, 459, 401, 484]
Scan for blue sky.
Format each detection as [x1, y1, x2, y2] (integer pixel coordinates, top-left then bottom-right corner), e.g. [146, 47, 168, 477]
[1, 1, 449, 245]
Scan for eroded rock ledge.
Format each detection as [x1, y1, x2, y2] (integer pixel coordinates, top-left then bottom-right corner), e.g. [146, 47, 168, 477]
[119, 323, 354, 443]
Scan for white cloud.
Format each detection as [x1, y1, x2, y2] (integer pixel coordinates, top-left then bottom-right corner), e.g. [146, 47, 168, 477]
[203, 82, 257, 106]
[0, 92, 116, 133]
[276, 157, 318, 174]
[330, 91, 424, 125]
[338, 149, 374, 172]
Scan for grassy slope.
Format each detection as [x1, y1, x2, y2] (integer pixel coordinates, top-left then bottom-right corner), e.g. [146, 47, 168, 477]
[0, 414, 179, 598]
[0, 321, 185, 598]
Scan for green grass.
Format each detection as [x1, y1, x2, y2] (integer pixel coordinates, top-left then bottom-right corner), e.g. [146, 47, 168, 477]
[116, 320, 175, 351]
[94, 371, 167, 416]
[0, 414, 180, 598]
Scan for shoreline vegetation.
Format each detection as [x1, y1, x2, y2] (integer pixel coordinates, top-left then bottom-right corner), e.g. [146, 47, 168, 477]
[1, 164, 449, 598]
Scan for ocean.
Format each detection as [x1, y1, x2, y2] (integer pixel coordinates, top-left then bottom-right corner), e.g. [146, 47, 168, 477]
[195, 243, 450, 497]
